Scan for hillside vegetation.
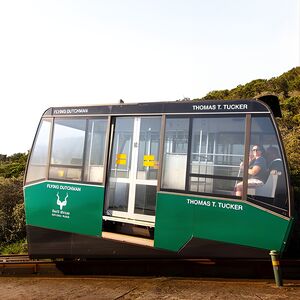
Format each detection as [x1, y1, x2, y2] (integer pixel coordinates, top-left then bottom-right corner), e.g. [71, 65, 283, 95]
[0, 153, 27, 251]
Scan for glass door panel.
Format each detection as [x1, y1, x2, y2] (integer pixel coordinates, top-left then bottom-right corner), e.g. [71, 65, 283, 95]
[134, 117, 161, 216]
[106, 117, 134, 214]
[105, 116, 161, 223]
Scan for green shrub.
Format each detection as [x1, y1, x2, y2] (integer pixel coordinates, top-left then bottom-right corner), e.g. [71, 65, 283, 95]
[0, 239, 27, 255]
[0, 177, 26, 244]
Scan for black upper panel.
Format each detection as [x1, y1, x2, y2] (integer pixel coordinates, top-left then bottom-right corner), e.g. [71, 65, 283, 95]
[257, 95, 282, 117]
[43, 98, 272, 117]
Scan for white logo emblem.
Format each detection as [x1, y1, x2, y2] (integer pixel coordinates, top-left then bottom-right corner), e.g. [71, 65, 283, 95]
[56, 192, 68, 210]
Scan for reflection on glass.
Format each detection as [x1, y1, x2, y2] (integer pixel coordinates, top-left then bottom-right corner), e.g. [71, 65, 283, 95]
[84, 118, 108, 183]
[190, 176, 213, 193]
[107, 182, 129, 212]
[164, 118, 189, 154]
[212, 178, 238, 196]
[137, 117, 161, 180]
[248, 116, 288, 210]
[105, 117, 134, 214]
[49, 166, 82, 181]
[26, 119, 52, 183]
[189, 117, 245, 196]
[110, 118, 134, 178]
[162, 118, 189, 190]
[134, 184, 157, 215]
[51, 119, 86, 166]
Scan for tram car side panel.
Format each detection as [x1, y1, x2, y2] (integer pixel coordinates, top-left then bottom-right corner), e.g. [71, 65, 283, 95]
[24, 181, 104, 237]
[154, 192, 292, 253]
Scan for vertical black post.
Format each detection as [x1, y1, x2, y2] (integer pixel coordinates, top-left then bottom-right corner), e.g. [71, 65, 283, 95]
[242, 114, 251, 200]
[270, 250, 283, 287]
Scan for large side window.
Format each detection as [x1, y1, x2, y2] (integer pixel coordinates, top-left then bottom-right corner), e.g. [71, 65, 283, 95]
[84, 118, 108, 183]
[25, 119, 52, 184]
[247, 116, 288, 212]
[49, 118, 108, 183]
[189, 116, 245, 196]
[49, 118, 86, 181]
[161, 118, 189, 190]
[161, 116, 245, 195]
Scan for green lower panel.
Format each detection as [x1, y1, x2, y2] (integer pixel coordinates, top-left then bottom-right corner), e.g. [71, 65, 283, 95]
[154, 192, 292, 253]
[24, 181, 104, 237]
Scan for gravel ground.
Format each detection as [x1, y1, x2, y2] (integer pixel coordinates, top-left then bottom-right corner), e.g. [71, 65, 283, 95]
[0, 276, 300, 299]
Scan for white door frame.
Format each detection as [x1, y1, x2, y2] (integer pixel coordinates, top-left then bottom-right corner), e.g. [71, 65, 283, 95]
[106, 116, 160, 224]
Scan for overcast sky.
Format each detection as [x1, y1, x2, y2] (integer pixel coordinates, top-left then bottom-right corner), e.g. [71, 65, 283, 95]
[0, 0, 299, 155]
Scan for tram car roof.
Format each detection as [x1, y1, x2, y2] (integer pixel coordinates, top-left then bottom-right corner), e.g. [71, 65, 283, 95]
[42, 95, 281, 118]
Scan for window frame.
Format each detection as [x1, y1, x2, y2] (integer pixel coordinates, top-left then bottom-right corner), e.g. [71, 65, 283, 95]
[161, 114, 247, 197]
[187, 115, 246, 196]
[48, 116, 109, 184]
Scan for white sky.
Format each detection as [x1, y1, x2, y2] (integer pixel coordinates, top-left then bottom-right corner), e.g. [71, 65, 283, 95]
[0, 0, 299, 155]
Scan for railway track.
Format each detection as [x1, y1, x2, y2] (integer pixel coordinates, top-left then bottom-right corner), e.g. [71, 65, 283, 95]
[0, 254, 31, 262]
[0, 255, 57, 275]
[0, 255, 300, 279]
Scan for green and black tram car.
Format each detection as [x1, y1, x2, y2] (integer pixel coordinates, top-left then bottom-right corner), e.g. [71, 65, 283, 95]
[23, 96, 293, 259]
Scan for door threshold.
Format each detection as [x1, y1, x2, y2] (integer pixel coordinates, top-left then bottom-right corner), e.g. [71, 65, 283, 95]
[103, 215, 155, 227]
[102, 231, 154, 247]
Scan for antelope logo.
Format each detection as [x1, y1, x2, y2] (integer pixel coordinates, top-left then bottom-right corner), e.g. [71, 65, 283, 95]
[56, 192, 68, 210]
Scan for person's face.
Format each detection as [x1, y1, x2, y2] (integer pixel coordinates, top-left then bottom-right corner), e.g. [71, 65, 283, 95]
[252, 147, 262, 158]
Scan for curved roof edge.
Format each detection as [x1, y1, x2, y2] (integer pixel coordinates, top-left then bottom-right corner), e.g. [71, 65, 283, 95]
[257, 95, 282, 118]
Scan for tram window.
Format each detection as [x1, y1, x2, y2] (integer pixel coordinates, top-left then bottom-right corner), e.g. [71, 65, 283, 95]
[83, 118, 108, 183]
[25, 119, 51, 184]
[49, 119, 86, 181]
[189, 117, 245, 196]
[162, 118, 189, 190]
[247, 116, 288, 211]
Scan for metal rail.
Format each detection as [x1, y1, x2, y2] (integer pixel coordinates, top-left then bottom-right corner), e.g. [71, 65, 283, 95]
[0, 256, 299, 279]
[0, 254, 30, 262]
